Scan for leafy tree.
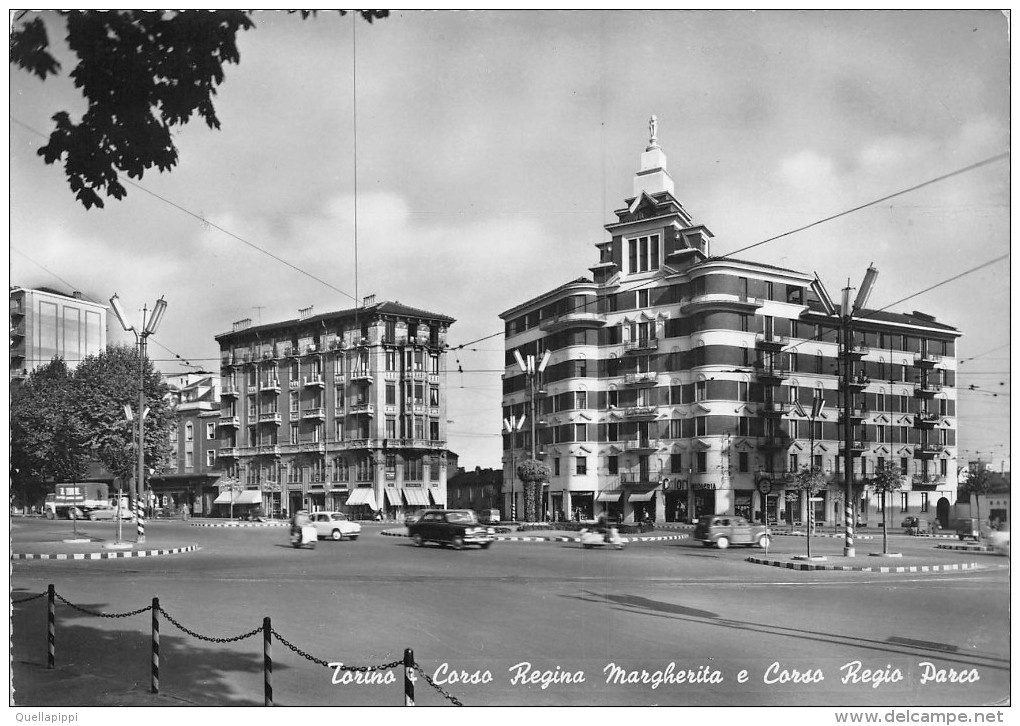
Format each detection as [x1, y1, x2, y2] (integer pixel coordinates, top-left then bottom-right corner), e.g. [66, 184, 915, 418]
[10, 358, 91, 508]
[791, 465, 825, 558]
[962, 466, 996, 533]
[10, 10, 388, 209]
[516, 459, 550, 523]
[71, 344, 176, 494]
[871, 461, 904, 555]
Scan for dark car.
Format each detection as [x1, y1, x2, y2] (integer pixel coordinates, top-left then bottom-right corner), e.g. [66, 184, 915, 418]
[407, 509, 495, 550]
[955, 518, 982, 541]
[693, 515, 771, 549]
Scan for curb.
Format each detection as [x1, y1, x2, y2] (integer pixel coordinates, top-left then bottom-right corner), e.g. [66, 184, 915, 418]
[776, 532, 876, 540]
[745, 556, 981, 573]
[936, 543, 994, 552]
[11, 545, 201, 560]
[380, 530, 689, 544]
[189, 521, 287, 528]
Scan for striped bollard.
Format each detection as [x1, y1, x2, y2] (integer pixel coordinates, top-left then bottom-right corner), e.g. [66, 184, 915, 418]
[136, 502, 146, 544]
[151, 598, 160, 693]
[404, 648, 415, 706]
[47, 584, 55, 669]
[264, 617, 273, 706]
[844, 503, 855, 556]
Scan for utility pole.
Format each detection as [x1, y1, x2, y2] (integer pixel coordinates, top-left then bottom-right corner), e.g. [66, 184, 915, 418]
[514, 348, 551, 520]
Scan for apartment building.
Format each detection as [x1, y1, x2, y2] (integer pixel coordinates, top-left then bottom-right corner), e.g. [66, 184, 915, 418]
[10, 286, 107, 382]
[500, 126, 961, 527]
[150, 373, 224, 517]
[214, 299, 455, 519]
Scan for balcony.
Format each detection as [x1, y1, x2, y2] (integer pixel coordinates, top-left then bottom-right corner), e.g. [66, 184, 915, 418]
[219, 447, 239, 458]
[623, 338, 658, 354]
[914, 444, 946, 460]
[619, 438, 658, 453]
[302, 407, 326, 420]
[299, 442, 326, 454]
[913, 381, 943, 398]
[539, 310, 606, 333]
[623, 372, 658, 386]
[259, 412, 282, 425]
[754, 333, 788, 352]
[622, 405, 658, 419]
[911, 474, 946, 489]
[350, 371, 374, 383]
[247, 385, 258, 394]
[759, 401, 790, 417]
[258, 444, 281, 457]
[10, 322, 25, 338]
[914, 352, 943, 368]
[619, 470, 663, 486]
[10, 300, 23, 316]
[753, 361, 789, 384]
[844, 341, 870, 360]
[679, 293, 763, 315]
[837, 408, 866, 424]
[839, 440, 870, 457]
[260, 379, 280, 393]
[349, 403, 375, 416]
[304, 375, 325, 388]
[221, 384, 240, 398]
[758, 435, 792, 451]
[913, 412, 941, 429]
[219, 415, 240, 428]
[841, 374, 870, 392]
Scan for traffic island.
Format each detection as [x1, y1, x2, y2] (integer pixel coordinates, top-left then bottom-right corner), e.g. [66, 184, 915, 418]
[746, 555, 981, 573]
[189, 520, 288, 528]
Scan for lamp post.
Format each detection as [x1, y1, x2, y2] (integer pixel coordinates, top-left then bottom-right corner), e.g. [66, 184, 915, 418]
[503, 414, 526, 522]
[110, 293, 168, 544]
[810, 265, 878, 557]
[514, 348, 550, 521]
[808, 395, 824, 532]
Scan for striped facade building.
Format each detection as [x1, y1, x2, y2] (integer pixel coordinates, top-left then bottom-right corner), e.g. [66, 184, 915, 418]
[500, 130, 961, 527]
[215, 299, 455, 520]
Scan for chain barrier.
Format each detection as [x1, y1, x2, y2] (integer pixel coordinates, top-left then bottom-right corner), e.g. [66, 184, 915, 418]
[157, 605, 264, 643]
[270, 627, 402, 674]
[54, 591, 153, 618]
[11, 590, 48, 604]
[413, 663, 465, 706]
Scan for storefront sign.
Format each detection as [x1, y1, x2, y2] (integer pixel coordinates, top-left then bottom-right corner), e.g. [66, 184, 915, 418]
[692, 483, 716, 491]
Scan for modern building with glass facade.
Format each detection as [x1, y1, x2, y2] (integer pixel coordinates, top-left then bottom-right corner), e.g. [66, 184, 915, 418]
[10, 286, 107, 382]
[500, 129, 961, 528]
[214, 299, 455, 520]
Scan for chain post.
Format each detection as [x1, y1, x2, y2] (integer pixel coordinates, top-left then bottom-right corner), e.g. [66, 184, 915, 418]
[264, 617, 273, 706]
[47, 584, 55, 669]
[151, 598, 160, 693]
[404, 648, 415, 706]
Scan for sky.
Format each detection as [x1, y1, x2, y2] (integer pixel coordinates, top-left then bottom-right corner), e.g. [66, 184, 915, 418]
[8, 10, 1012, 472]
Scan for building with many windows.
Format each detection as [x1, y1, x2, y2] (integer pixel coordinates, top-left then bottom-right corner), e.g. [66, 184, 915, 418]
[150, 373, 224, 517]
[10, 286, 107, 383]
[500, 127, 961, 528]
[214, 299, 455, 519]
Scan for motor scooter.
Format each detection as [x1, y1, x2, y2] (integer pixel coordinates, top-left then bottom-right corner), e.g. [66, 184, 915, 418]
[579, 526, 626, 550]
[290, 513, 316, 549]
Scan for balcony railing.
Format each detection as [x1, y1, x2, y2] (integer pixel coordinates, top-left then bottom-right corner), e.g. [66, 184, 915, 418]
[259, 412, 281, 424]
[260, 379, 280, 392]
[914, 352, 943, 367]
[913, 382, 943, 397]
[911, 474, 946, 488]
[913, 412, 941, 428]
[758, 435, 792, 450]
[219, 415, 240, 427]
[302, 407, 325, 420]
[623, 372, 658, 386]
[623, 338, 658, 353]
[837, 408, 866, 423]
[289, 379, 300, 389]
[622, 405, 658, 418]
[350, 371, 374, 382]
[619, 470, 663, 486]
[754, 333, 788, 350]
[349, 403, 375, 415]
[619, 438, 657, 451]
[299, 442, 326, 454]
[842, 375, 870, 390]
[304, 375, 325, 388]
[753, 362, 789, 382]
[913, 444, 946, 459]
[539, 310, 606, 333]
[759, 401, 790, 416]
[221, 384, 240, 397]
[258, 444, 280, 456]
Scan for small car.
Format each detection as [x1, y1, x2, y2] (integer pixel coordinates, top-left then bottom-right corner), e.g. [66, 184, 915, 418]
[86, 506, 135, 521]
[309, 511, 361, 541]
[404, 512, 423, 526]
[407, 509, 495, 550]
[693, 515, 771, 549]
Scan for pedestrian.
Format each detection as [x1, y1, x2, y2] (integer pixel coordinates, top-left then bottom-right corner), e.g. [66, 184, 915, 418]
[181, 502, 190, 521]
[545, 508, 551, 522]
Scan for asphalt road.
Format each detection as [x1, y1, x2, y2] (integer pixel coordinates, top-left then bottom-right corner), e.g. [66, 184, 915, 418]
[9, 520, 1010, 707]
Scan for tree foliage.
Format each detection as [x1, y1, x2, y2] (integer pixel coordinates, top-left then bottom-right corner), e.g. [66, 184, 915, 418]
[791, 465, 826, 557]
[516, 459, 550, 523]
[10, 10, 388, 209]
[870, 461, 904, 554]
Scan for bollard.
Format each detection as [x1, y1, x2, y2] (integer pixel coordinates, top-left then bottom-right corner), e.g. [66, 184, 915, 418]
[264, 617, 273, 706]
[136, 502, 146, 544]
[47, 584, 55, 669]
[151, 598, 160, 693]
[404, 648, 414, 706]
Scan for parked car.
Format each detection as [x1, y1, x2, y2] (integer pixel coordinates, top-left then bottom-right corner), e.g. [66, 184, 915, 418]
[693, 515, 771, 549]
[903, 517, 935, 535]
[955, 518, 983, 541]
[309, 512, 361, 541]
[87, 505, 135, 521]
[407, 509, 495, 550]
[476, 509, 501, 524]
[987, 529, 1010, 556]
[404, 512, 423, 526]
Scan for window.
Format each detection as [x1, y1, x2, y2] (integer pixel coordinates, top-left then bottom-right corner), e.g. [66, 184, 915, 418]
[738, 417, 750, 436]
[386, 350, 396, 371]
[789, 384, 799, 404]
[430, 456, 441, 480]
[608, 389, 619, 408]
[430, 420, 440, 441]
[185, 451, 194, 469]
[815, 354, 824, 374]
[636, 289, 649, 308]
[738, 381, 749, 402]
[575, 391, 587, 409]
[169, 427, 178, 444]
[205, 422, 216, 440]
[607, 456, 618, 475]
[670, 453, 682, 473]
[627, 234, 660, 273]
[574, 423, 587, 442]
[290, 424, 298, 445]
[695, 381, 706, 401]
[386, 384, 396, 406]
[385, 454, 396, 477]
[789, 454, 799, 472]
[608, 423, 619, 441]
[185, 423, 194, 441]
[386, 418, 396, 439]
[900, 492, 908, 512]
[429, 387, 439, 406]
[206, 450, 216, 467]
[575, 456, 587, 476]
[695, 416, 707, 436]
[738, 452, 748, 472]
[553, 458, 561, 476]
[920, 492, 929, 512]
[336, 419, 345, 441]
[696, 451, 707, 473]
[900, 457, 909, 475]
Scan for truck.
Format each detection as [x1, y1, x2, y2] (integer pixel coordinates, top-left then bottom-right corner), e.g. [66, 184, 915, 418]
[44, 482, 112, 519]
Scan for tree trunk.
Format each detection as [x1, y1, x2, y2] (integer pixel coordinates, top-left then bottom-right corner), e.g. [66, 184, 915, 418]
[524, 479, 536, 522]
[882, 491, 888, 554]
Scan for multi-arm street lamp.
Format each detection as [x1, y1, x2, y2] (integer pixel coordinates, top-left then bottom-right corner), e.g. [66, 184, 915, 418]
[810, 265, 878, 558]
[502, 413, 526, 522]
[514, 348, 551, 519]
[110, 293, 168, 544]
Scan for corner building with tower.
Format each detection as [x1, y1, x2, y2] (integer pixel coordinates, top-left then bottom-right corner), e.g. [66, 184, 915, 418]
[500, 128, 961, 528]
[215, 299, 455, 520]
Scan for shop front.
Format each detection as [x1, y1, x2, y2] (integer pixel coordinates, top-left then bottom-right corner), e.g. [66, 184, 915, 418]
[345, 485, 378, 521]
[664, 487, 688, 522]
[213, 488, 263, 519]
[692, 485, 717, 520]
[596, 489, 623, 522]
[570, 491, 594, 521]
[627, 488, 656, 523]
[149, 473, 221, 517]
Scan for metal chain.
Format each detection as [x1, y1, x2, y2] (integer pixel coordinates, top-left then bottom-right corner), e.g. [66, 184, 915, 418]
[10, 591, 48, 604]
[269, 628, 331, 668]
[157, 605, 263, 643]
[55, 592, 152, 618]
[270, 628, 402, 674]
[413, 663, 464, 706]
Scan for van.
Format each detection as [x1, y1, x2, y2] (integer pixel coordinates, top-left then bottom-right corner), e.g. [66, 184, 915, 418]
[955, 518, 982, 541]
[476, 509, 501, 524]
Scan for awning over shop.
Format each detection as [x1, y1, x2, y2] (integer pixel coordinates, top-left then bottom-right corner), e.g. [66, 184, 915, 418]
[596, 490, 623, 502]
[213, 490, 262, 505]
[384, 488, 403, 507]
[627, 490, 657, 502]
[346, 488, 378, 509]
[428, 488, 443, 506]
[403, 488, 430, 506]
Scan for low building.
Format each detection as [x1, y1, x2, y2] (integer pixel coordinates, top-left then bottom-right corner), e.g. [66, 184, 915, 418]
[446, 467, 503, 517]
[10, 285, 107, 383]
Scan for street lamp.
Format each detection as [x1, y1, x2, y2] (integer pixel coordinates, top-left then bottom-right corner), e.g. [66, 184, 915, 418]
[503, 413, 526, 522]
[514, 348, 550, 520]
[110, 293, 168, 544]
[811, 264, 878, 557]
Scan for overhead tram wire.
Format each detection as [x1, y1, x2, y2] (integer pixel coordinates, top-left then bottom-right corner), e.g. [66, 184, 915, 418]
[446, 152, 1009, 354]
